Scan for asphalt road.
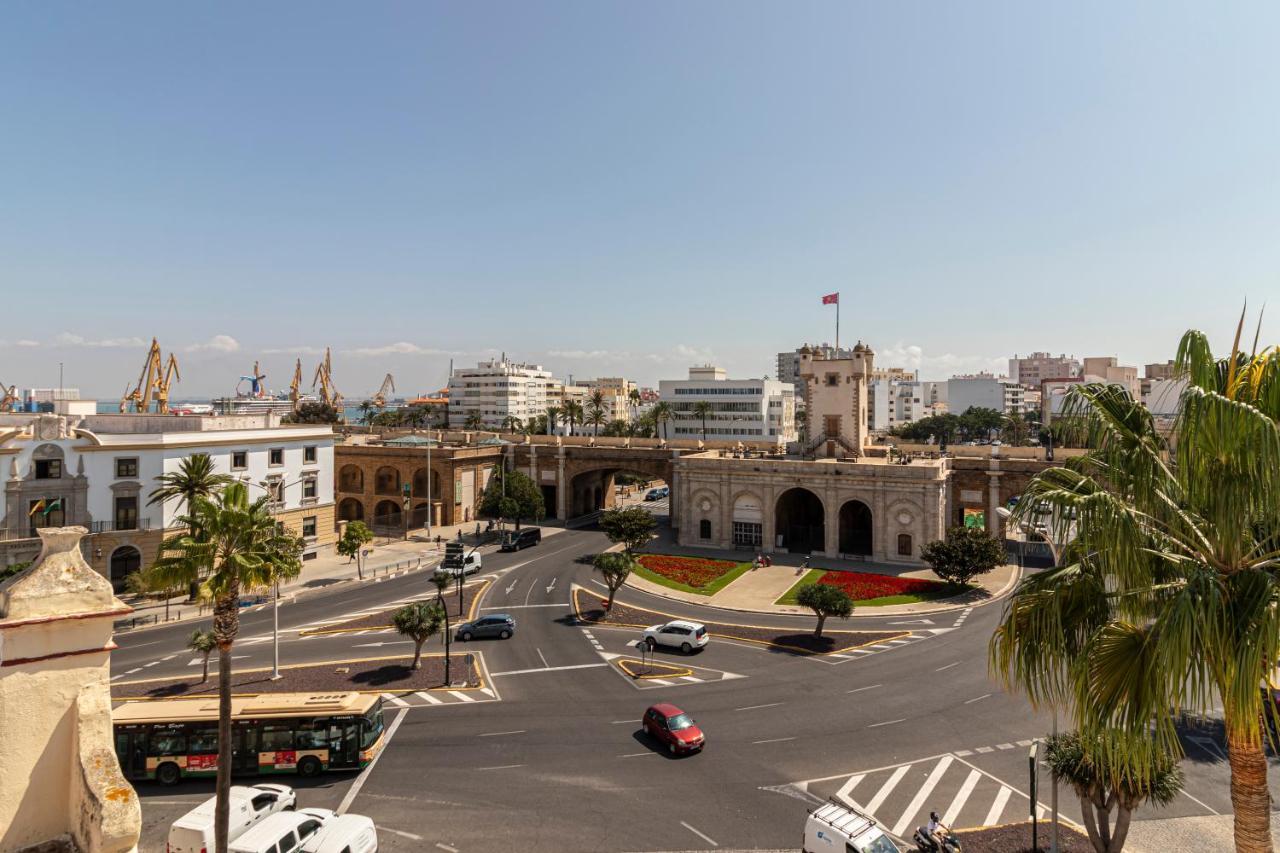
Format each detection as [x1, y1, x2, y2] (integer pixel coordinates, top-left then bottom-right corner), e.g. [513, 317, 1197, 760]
[114, 526, 1276, 852]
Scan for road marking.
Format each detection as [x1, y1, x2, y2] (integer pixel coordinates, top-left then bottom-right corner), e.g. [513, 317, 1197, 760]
[867, 718, 904, 728]
[934, 662, 960, 672]
[143, 661, 159, 667]
[620, 751, 656, 758]
[414, 691, 443, 705]
[1179, 787, 1223, 815]
[891, 755, 952, 836]
[382, 694, 409, 707]
[996, 742, 1014, 750]
[846, 684, 881, 694]
[1015, 739, 1033, 747]
[338, 707, 407, 814]
[964, 693, 991, 704]
[382, 828, 422, 841]
[489, 662, 609, 676]
[478, 730, 525, 737]
[752, 737, 796, 745]
[537, 648, 550, 669]
[480, 603, 569, 609]
[161, 655, 176, 661]
[612, 719, 638, 725]
[435, 844, 458, 853]
[942, 769, 981, 827]
[545, 578, 557, 594]
[524, 579, 538, 606]
[646, 678, 673, 686]
[476, 764, 524, 771]
[680, 821, 718, 848]
[835, 774, 865, 806]
[983, 786, 1013, 826]
[479, 687, 495, 697]
[953, 750, 973, 757]
[126, 668, 141, 674]
[975, 746, 994, 754]
[736, 702, 784, 712]
[863, 765, 910, 815]
[680, 676, 703, 683]
[448, 691, 476, 703]
[505, 578, 519, 595]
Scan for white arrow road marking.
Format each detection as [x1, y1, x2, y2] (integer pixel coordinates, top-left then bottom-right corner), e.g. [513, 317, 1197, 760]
[505, 579, 519, 595]
[888, 619, 935, 625]
[352, 641, 413, 648]
[545, 578, 557, 594]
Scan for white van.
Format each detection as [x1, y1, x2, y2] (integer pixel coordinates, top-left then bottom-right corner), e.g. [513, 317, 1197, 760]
[302, 814, 378, 853]
[167, 784, 297, 853]
[804, 801, 900, 853]
[228, 808, 334, 853]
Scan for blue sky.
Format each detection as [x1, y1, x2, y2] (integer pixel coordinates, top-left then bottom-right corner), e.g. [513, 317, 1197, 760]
[2, 2, 1277, 397]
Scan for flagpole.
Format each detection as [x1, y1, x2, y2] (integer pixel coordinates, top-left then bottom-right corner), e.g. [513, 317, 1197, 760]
[836, 293, 840, 351]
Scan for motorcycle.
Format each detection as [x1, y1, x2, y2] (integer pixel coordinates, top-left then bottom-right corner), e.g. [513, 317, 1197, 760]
[911, 826, 961, 852]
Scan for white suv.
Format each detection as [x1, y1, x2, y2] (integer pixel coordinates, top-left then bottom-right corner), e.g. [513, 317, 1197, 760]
[643, 620, 709, 654]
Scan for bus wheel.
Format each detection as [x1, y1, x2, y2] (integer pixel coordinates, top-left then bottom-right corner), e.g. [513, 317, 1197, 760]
[156, 762, 181, 786]
[297, 756, 322, 778]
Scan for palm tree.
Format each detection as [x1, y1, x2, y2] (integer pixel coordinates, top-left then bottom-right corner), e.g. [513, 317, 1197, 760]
[561, 400, 584, 436]
[149, 453, 234, 598]
[587, 390, 607, 436]
[691, 400, 713, 441]
[187, 629, 216, 684]
[990, 317, 1280, 853]
[500, 415, 523, 433]
[464, 412, 483, 430]
[628, 388, 642, 423]
[147, 482, 296, 853]
[358, 400, 376, 426]
[392, 601, 444, 670]
[545, 406, 561, 436]
[651, 401, 673, 440]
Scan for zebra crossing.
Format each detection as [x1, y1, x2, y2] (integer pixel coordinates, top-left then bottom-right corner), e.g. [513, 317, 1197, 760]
[379, 685, 499, 708]
[794, 752, 1049, 837]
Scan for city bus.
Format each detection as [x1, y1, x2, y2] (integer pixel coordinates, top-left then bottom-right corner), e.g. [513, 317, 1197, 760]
[113, 692, 386, 785]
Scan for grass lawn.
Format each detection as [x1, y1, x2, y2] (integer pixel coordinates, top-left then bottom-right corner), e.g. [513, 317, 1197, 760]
[632, 554, 756, 597]
[776, 568, 968, 607]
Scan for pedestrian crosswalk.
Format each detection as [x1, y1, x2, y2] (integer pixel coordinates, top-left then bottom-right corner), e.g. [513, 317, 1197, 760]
[379, 686, 498, 708]
[797, 753, 1047, 836]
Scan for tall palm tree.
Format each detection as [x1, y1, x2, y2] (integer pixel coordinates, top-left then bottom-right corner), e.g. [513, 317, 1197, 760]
[587, 390, 607, 436]
[990, 317, 1280, 853]
[149, 453, 235, 598]
[464, 411, 483, 430]
[358, 400, 375, 426]
[691, 400, 713, 441]
[628, 388, 642, 423]
[651, 401, 673, 440]
[147, 483, 299, 853]
[545, 406, 561, 436]
[500, 415, 522, 433]
[561, 400, 584, 436]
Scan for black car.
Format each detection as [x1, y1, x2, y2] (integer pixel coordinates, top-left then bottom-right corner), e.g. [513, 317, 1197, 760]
[499, 527, 542, 552]
[457, 614, 515, 641]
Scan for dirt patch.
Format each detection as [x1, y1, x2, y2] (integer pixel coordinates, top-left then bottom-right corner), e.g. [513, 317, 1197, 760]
[573, 588, 904, 656]
[113, 654, 480, 700]
[302, 579, 489, 634]
[955, 820, 1094, 852]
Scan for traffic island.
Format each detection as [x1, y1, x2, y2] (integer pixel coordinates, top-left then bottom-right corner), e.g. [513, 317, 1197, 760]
[954, 820, 1093, 852]
[615, 658, 694, 680]
[112, 654, 481, 701]
[300, 579, 491, 635]
[572, 588, 906, 656]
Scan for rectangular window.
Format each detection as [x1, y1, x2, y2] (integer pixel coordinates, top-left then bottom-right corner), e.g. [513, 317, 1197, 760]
[302, 516, 317, 539]
[114, 496, 138, 531]
[232, 451, 248, 470]
[34, 459, 61, 479]
[302, 478, 317, 499]
[732, 521, 763, 547]
[269, 448, 284, 466]
[115, 458, 138, 479]
[260, 724, 295, 752]
[303, 445, 317, 463]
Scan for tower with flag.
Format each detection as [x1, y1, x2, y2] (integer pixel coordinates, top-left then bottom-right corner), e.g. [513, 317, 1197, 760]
[821, 292, 840, 349]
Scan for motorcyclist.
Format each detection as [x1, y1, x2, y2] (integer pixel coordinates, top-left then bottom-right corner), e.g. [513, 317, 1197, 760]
[925, 812, 952, 851]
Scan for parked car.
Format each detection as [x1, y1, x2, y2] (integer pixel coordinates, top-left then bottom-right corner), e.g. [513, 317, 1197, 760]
[228, 808, 334, 853]
[302, 814, 378, 853]
[168, 784, 297, 853]
[457, 613, 515, 641]
[644, 486, 669, 501]
[499, 527, 542, 551]
[643, 620, 709, 654]
[435, 550, 482, 578]
[642, 702, 705, 755]
[804, 801, 899, 853]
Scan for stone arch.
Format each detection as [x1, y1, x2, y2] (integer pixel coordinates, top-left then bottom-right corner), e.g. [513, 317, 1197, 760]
[109, 545, 142, 592]
[412, 467, 440, 499]
[568, 465, 666, 518]
[374, 466, 400, 496]
[838, 499, 873, 556]
[338, 497, 364, 522]
[338, 464, 363, 493]
[775, 487, 824, 554]
[373, 499, 401, 528]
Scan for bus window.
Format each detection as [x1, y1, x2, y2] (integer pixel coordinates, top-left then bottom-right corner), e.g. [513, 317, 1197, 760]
[327, 721, 359, 766]
[361, 706, 385, 749]
[150, 731, 187, 755]
[189, 728, 218, 754]
[261, 724, 295, 752]
[295, 721, 329, 750]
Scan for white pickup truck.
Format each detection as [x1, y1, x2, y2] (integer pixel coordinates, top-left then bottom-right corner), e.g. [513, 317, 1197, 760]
[804, 801, 900, 853]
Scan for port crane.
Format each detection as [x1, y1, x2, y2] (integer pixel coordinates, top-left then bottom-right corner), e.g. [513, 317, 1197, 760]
[288, 358, 304, 411]
[155, 353, 181, 414]
[119, 339, 180, 414]
[311, 348, 343, 410]
[371, 373, 395, 408]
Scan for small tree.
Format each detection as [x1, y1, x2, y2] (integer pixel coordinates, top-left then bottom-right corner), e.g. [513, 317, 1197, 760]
[797, 583, 853, 638]
[392, 601, 444, 670]
[600, 506, 656, 554]
[187, 629, 217, 683]
[336, 521, 375, 580]
[1045, 730, 1183, 853]
[920, 526, 1005, 587]
[478, 467, 544, 529]
[593, 552, 634, 611]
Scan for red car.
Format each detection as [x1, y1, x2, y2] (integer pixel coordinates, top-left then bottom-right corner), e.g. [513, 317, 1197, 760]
[643, 702, 705, 755]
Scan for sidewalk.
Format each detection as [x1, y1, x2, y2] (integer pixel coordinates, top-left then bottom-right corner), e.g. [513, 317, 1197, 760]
[117, 519, 570, 632]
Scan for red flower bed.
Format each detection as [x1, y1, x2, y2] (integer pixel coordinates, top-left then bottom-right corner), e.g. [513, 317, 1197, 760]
[636, 554, 739, 589]
[814, 570, 950, 601]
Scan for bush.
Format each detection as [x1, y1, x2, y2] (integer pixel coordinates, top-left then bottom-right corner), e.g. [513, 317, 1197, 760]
[921, 526, 1005, 586]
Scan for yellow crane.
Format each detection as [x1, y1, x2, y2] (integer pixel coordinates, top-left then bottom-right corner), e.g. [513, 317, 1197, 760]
[0, 381, 18, 413]
[120, 339, 179, 413]
[155, 352, 181, 414]
[371, 373, 395, 408]
[311, 347, 343, 409]
[289, 358, 304, 411]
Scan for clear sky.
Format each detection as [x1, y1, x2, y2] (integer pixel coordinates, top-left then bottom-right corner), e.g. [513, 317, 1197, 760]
[2, 2, 1277, 398]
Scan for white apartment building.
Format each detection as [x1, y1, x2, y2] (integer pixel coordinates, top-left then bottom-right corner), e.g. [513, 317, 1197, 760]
[1008, 352, 1080, 386]
[447, 358, 551, 429]
[867, 377, 945, 431]
[947, 374, 1026, 415]
[584, 376, 638, 423]
[0, 407, 335, 589]
[659, 366, 796, 445]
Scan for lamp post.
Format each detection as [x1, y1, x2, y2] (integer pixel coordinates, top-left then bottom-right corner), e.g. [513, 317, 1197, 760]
[242, 474, 313, 680]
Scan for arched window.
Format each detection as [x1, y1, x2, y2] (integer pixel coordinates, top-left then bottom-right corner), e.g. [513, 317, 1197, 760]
[338, 465, 363, 493]
[374, 466, 400, 496]
[897, 533, 912, 556]
[109, 546, 142, 592]
[699, 519, 712, 540]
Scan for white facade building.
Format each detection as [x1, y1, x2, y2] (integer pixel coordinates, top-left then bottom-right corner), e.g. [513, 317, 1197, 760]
[867, 378, 946, 431]
[947, 374, 1026, 415]
[659, 366, 796, 445]
[447, 359, 552, 429]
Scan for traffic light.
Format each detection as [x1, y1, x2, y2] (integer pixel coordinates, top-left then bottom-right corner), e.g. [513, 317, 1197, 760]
[444, 542, 464, 570]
